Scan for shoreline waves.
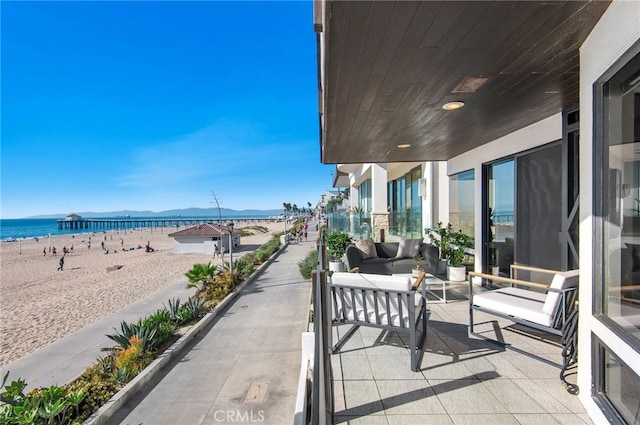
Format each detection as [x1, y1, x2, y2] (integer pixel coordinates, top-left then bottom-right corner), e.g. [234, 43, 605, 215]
[0, 220, 287, 367]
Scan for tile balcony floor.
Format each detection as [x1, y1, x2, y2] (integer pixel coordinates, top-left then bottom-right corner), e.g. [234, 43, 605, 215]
[329, 282, 591, 425]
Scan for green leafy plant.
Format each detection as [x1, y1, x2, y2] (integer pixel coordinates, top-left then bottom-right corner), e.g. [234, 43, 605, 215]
[424, 222, 453, 261]
[234, 256, 255, 279]
[413, 254, 423, 270]
[179, 298, 207, 323]
[324, 230, 353, 262]
[447, 228, 472, 267]
[298, 249, 319, 280]
[425, 222, 472, 267]
[185, 262, 217, 291]
[0, 371, 26, 406]
[0, 373, 86, 425]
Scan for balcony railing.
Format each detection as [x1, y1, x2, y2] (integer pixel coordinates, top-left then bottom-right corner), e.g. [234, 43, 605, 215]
[327, 212, 372, 240]
[311, 231, 332, 425]
[327, 210, 424, 240]
[388, 210, 423, 239]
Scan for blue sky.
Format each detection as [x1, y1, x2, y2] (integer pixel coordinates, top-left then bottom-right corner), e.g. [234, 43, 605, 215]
[1, 1, 332, 219]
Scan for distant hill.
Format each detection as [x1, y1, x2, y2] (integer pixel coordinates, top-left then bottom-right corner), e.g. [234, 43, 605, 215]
[26, 208, 285, 219]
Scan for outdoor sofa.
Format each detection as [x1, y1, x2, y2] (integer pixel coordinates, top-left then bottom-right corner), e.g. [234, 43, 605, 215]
[345, 239, 439, 275]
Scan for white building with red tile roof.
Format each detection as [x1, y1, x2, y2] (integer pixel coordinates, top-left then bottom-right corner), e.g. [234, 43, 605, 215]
[168, 223, 238, 255]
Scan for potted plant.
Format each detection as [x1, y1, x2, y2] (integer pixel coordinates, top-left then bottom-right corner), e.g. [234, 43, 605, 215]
[324, 230, 353, 272]
[425, 222, 472, 281]
[412, 254, 423, 277]
[446, 228, 472, 281]
[424, 222, 453, 275]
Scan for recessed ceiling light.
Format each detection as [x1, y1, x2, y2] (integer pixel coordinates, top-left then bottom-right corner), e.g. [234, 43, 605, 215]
[442, 101, 465, 111]
[397, 144, 411, 149]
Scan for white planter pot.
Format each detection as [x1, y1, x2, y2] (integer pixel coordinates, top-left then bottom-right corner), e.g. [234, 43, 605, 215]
[447, 265, 466, 282]
[412, 269, 422, 277]
[492, 266, 500, 276]
[329, 261, 345, 273]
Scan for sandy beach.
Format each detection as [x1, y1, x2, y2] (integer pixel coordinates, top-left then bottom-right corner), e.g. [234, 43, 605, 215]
[0, 221, 286, 367]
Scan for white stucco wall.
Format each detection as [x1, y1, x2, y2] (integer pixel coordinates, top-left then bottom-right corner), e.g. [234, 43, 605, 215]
[173, 237, 228, 255]
[578, 1, 640, 421]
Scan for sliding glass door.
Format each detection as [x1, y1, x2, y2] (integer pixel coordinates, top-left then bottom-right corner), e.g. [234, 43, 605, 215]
[482, 142, 564, 276]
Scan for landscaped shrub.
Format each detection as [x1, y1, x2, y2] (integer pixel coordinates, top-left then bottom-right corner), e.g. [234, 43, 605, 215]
[185, 262, 217, 291]
[254, 249, 270, 263]
[298, 249, 318, 280]
[113, 336, 153, 376]
[106, 319, 163, 352]
[234, 256, 255, 279]
[179, 298, 207, 323]
[1, 370, 93, 424]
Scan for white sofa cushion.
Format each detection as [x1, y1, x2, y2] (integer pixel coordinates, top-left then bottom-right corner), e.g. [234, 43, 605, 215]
[473, 287, 552, 327]
[331, 272, 411, 291]
[542, 270, 579, 316]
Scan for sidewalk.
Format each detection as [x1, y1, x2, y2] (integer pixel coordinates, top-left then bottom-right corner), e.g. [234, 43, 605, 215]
[105, 237, 314, 424]
[1, 280, 196, 391]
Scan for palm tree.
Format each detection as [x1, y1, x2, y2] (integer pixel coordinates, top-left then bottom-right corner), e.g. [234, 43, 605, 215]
[283, 202, 292, 217]
[185, 262, 217, 291]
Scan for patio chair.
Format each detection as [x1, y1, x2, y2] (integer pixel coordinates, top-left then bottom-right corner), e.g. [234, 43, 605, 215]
[327, 271, 429, 371]
[468, 266, 579, 362]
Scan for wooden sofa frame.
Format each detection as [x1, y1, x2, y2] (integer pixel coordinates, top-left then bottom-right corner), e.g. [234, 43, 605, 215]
[327, 272, 429, 371]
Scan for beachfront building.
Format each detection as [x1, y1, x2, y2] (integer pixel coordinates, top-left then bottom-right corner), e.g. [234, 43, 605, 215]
[168, 223, 238, 255]
[331, 162, 450, 241]
[314, 1, 639, 423]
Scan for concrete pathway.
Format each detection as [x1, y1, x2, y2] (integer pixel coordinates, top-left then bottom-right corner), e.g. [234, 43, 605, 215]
[1, 280, 196, 391]
[105, 236, 314, 425]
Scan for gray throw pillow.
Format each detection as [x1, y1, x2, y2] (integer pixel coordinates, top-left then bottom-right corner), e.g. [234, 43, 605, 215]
[355, 239, 378, 259]
[395, 238, 423, 259]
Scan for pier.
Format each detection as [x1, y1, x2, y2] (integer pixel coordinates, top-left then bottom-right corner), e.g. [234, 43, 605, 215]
[57, 217, 277, 232]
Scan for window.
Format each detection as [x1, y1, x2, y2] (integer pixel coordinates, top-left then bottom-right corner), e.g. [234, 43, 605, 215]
[358, 179, 372, 214]
[595, 47, 640, 345]
[594, 339, 640, 424]
[449, 169, 475, 238]
[593, 42, 640, 423]
[387, 167, 422, 238]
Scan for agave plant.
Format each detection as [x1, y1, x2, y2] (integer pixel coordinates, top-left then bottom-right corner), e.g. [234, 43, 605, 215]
[106, 320, 158, 352]
[113, 366, 134, 386]
[178, 298, 207, 323]
[163, 298, 182, 323]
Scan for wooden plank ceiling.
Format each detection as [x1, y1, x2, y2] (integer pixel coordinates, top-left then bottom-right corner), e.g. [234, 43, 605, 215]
[319, 0, 611, 164]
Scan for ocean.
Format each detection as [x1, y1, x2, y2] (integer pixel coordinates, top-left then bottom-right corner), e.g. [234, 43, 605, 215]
[0, 216, 273, 241]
